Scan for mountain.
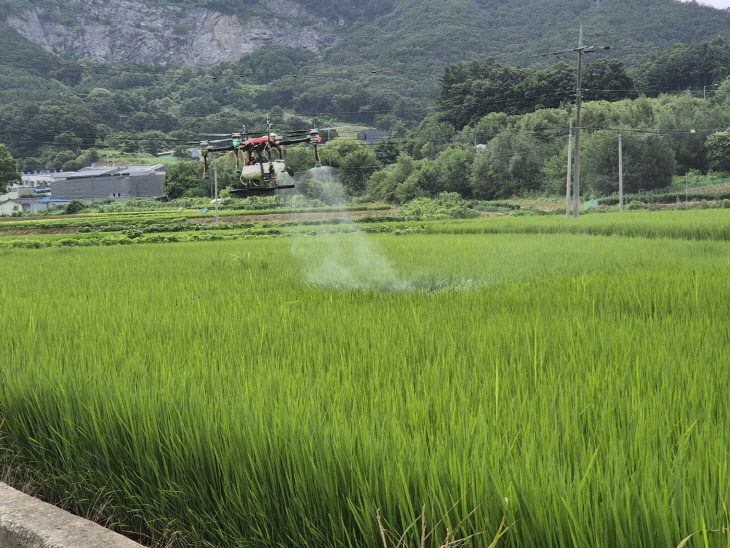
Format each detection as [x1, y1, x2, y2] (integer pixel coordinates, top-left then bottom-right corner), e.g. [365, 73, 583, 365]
[4, 0, 339, 67]
[4, 0, 730, 71]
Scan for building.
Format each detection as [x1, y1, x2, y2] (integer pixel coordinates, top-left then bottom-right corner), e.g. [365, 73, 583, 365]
[19, 172, 58, 188]
[49, 164, 166, 201]
[356, 130, 391, 145]
[0, 199, 23, 215]
[0, 198, 70, 215]
[3, 185, 48, 196]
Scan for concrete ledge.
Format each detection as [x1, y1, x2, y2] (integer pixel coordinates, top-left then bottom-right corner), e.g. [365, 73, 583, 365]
[0, 483, 142, 548]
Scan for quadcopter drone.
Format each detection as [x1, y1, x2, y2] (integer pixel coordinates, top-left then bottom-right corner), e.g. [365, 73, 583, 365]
[197, 117, 338, 196]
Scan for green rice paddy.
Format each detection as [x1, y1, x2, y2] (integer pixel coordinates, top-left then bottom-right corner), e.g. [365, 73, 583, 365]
[1, 211, 730, 547]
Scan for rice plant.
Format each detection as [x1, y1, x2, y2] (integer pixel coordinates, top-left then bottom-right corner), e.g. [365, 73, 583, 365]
[1, 230, 729, 547]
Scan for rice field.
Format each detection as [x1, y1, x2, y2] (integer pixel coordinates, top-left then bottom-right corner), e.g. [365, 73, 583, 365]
[1, 213, 730, 547]
[428, 208, 730, 240]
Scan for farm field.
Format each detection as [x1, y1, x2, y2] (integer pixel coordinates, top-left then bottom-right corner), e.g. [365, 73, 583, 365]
[1, 211, 730, 547]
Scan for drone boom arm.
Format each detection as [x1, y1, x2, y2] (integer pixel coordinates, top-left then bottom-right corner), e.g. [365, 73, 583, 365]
[276, 136, 313, 146]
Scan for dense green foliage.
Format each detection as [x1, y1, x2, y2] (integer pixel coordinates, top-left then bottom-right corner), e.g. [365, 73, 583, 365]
[630, 37, 730, 96]
[0, 143, 21, 187]
[2, 212, 730, 547]
[438, 58, 635, 130]
[365, 87, 730, 202]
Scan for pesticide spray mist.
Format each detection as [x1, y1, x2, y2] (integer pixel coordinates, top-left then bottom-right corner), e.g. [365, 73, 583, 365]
[290, 168, 410, 292]
[291, 230, 411, 292]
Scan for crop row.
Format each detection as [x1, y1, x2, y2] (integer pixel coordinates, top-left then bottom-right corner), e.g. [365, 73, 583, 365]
[598, 191, 730, 206]
[427, 208, 730, 241]
[0, 206, 391, 231]
[0, 224, 417, 249]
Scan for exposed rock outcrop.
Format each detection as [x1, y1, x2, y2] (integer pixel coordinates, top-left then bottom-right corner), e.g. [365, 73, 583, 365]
[7, 0, 339, 66]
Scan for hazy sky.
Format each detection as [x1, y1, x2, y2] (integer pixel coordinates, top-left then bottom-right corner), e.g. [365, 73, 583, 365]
[679, 0, 730, 8]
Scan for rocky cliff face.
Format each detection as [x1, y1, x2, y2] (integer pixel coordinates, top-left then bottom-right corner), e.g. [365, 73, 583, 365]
[6, 0, 340, 66]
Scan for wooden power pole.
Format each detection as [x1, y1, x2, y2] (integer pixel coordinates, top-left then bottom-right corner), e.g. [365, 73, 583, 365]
[213, 165, 219, 226]
[566, 121, 573, 218]
[618, 134, 624, 213]
[573, 49, 584, 218]
[552, 25, 610, 218]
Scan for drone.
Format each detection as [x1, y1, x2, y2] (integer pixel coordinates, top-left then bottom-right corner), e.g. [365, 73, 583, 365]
[197, 117, 339, 196]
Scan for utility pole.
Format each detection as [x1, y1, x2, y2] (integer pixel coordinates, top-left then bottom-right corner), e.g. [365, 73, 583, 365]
[552, 24, 610, 218]
[213, 165, 219, 226]
[573, 46, 584, 218]
[618, 134, 624, 213]
[566, 121, 573, 218]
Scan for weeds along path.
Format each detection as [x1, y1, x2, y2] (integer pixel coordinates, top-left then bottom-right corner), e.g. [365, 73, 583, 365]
[188, 208, 401, 224]
[1, 232, 729, 547]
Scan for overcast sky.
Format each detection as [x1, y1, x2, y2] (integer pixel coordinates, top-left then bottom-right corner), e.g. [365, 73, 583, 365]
[678, 0, 730, 8]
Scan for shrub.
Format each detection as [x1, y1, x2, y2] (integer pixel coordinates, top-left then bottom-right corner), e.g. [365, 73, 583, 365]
[63, 200, 86, 215]
[627, 200, 647, 211]
[124, 229, 144, 239]
[401, 193, 480, 220]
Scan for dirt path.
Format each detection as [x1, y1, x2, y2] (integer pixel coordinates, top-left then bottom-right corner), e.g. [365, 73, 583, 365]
[189, 209, 400, 224]
[0, 227, 78, 235]
[0, 209, 400, 235]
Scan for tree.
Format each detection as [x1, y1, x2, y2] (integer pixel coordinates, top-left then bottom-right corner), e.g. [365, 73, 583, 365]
[438, 59, 528, 129]
[582, 59, 637, 102]
[630, 38, 730, 96]
[339, 147, 381, 193]
[163, 162, 207, 199]
[52, 150, 80, 172]
[401, 146, 475, 198]
[374, 137, 401, 165]
[705, 130, 730, 173]
[404, 114, 455, 160]
[654, 93, 715, 173]
[63, 200, 86, 215]
[471, 133, 552, 199]
[0, 144, 21, 188]
[0, 100, 95, 158]
[54, 132, 83, 152]
[319, 140, 368, 168]
[367, 153, 417, 203]
[583, 131, 675, 195]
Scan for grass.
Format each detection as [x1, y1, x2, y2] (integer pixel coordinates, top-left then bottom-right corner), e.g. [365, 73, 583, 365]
[426, 208, 730, 241]
[1, 219, 730, 547]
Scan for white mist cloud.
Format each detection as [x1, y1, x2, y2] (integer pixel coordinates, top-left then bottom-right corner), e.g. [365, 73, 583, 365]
[291, 231, 410, 292]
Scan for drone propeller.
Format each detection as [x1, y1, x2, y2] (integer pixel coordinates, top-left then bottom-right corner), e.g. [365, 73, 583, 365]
[199, 133, 234, 137]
